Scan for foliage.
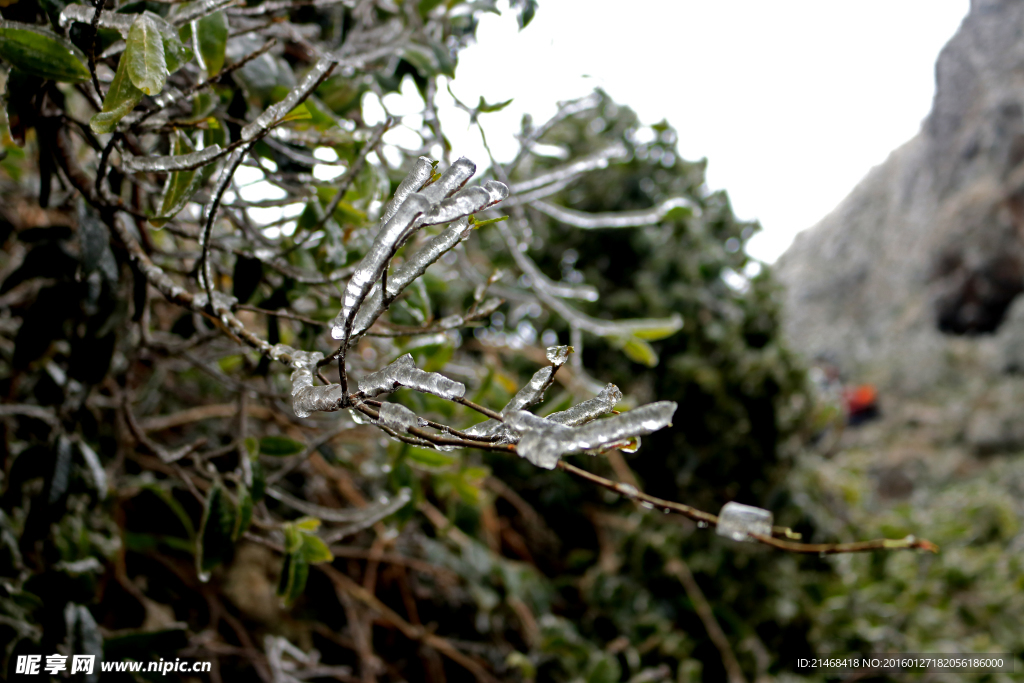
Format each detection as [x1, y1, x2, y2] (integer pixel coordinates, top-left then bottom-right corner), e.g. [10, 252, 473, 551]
[0, 0, 957, 681]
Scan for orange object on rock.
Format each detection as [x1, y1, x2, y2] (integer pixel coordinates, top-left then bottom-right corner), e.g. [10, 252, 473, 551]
[842, 384, 878, 416]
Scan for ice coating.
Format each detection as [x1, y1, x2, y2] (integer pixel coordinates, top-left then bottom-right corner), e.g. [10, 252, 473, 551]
[546, 383, 622, 427]
[464, 366, 555, 438]
[121, 144, 224, 174]
[378, 156, 433, 227]
[419, 157, 475, 204]
[288, 349, 344, 418]
[267, 485, 412, 524]
[59, 4, 134, 34]
[323, 487, 413, 543]
[376, 402, 418, 432]
[167, 0, 237, 25]
[530, 196, 695, 229]
[545, 345, 572, 366]
[356, 353, 465, 400]
[514, 401, 677, 470]
[417, 180, 509, 227]
[349, 218, 472, 337]
[331, 193, 430, 340]
[240, 56, 336, 141]
[509, 143, 628, 194]
[716, 502, 773, 542]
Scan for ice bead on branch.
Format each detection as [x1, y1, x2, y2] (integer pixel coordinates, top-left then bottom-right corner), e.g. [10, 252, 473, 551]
[716, 502, 773, 542]
[514, 400, 677, 469]
[349, 218, 473, 337]
[379, 156, 433, 227]
[356, 353, 465, 400]
[546, 383, 622, 427]
[377, 402, 418, 432]
[331, 194, 430, 340]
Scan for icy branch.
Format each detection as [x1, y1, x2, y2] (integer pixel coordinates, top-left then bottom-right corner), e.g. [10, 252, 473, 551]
[530, 196, 696, 229]
[376, 402, 419, 433]
[286, 349, 344, 418]
[121, 145, 224, 174]
[59, 5, 134, 34]
[508, 143, 628, 195]
[545, 383, 622, 427]
[267, 485, 411, 526]
[513, 400, 677, 470]
[356, 354, 465, 401]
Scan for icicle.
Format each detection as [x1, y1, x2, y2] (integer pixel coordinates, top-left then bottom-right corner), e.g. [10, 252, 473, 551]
[356, 353, 465, 401]
[376, 402, 418, 432]
[509, 143, 628, 194]
[121, 144, 224, 174]
[419, 157, 475, 204]
[545, 345, 573, 366]
[417, 180, 508, 227]
[59, 4, 135, 34]
[546, 383, 622, 427]
[530, 196, 696, 229]
[331, 194, 429, 340]
[715, 502, 773, 542]
[379, 156, 434, 227]
[514, 400, 676, 470]
[349, 217, 472, 337]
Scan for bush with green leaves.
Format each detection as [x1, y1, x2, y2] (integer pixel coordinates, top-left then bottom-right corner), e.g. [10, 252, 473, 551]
[0, 0, 943, 680]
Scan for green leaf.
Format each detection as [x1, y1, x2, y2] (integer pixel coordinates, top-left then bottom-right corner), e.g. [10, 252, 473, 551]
[277, 552, 309, 604]
[196, 10, 227, 75]
[244, 436, 259, 458]
[250, 459, 266, 502]
[90, 47, 144, 134]
[514, 0, 538, 29]
[615, 336, 659, 367]
[295, 516, 321, 532]
[476, 96, 513, 113]
[0, 21, 90, 83]
[406, 446, 457, 470]
[126, 13, 168, 96]
[196, 483, 236, 577]
[258, 435, 305, 456]
[618, 313, 684, 341]
[280, 101, 312, 123]
[299, 534, 334, 564]
[231, 482, 253, 542]
[150, 130, 205, 227]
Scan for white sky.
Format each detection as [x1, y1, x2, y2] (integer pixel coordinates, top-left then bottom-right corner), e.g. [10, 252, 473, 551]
[419, 0, 970, 263]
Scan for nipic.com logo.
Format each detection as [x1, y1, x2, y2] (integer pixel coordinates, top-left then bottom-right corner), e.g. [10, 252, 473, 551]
[13, 654, 212, 677]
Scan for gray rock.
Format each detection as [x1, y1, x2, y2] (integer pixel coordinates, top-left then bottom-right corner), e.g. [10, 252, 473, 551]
[777, 0, 1024, 393]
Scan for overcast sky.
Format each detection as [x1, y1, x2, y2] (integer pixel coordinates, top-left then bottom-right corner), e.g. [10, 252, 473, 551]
[418, 0, 970, 263]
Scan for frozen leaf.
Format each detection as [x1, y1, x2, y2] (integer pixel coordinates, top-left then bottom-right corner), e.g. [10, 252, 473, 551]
[377, 401, 418, 432]
[196, 10, 227, 74]
[0, 21, 90, 83]
[231, 483, 253, 542]
[616, 336, 659, 367]
[76, 440, 107, 499]
[277, 551, 309, 604]
[150, 131, 207, 226]
[90, 50, 144, 134]
[356, 353, 465, 401]
[514, 401, 677, 469]
[196, 483, 236, 579]
[126, 13, 169, 96]
[716, 502, 773, 542]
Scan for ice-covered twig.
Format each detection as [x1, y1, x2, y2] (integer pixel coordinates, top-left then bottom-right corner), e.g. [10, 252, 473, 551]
[545, 383, 622, 426]
[530, 196, 696, 229]
[379, 156, 433, 227]
[267, 486, 411, 527]
[513, 401, 677, 470]
[355, 353, 465, 401]
[508, 143, 628, 195]
[59, 4, 135, 34]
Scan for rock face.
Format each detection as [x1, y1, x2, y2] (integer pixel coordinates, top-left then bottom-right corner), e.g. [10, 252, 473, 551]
[776, 0, 1024, 393]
